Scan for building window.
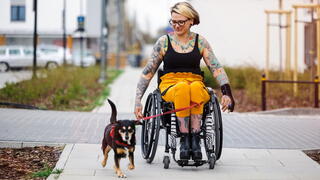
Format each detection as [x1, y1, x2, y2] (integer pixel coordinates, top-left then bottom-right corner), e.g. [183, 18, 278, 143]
[11, 5, 25, 22]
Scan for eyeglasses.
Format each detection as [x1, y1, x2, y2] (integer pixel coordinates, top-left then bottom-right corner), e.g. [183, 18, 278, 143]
[169, 19, 190, 26]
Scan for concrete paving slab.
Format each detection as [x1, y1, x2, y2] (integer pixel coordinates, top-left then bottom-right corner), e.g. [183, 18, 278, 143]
[51, 144, 320, 180]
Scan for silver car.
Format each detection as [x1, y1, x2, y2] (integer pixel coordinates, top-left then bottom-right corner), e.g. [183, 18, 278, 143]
[0, 45, 72, 72]
[38, 45, 73, 68]
[0, 46, 34, 72]
[72, 51, 96, 67]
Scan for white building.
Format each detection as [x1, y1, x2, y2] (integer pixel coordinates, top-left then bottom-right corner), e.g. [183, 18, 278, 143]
[0, 0, 125, 57]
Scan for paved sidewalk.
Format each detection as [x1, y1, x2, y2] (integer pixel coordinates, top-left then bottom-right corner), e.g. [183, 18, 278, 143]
[1, 67, 320, 179]
[1, 108, 320, 149]
[92, 66, 158, 114]
[0, 70, 32, 88]
[48, 144, 320, 180]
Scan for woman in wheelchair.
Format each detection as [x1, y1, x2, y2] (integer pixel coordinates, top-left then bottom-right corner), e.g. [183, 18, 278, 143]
[134, 2, 235, 161]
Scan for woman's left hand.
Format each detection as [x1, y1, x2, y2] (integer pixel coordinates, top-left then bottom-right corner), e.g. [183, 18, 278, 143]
[221, 95, 231, 112]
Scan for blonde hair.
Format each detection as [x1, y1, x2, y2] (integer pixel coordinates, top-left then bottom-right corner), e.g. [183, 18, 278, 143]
[171, 2, 200, 25]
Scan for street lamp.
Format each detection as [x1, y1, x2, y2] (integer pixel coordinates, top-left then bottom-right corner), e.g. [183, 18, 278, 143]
[32, 0, 38, 79]
[62, 0, 67, 65]
[99, 0, 108, 83]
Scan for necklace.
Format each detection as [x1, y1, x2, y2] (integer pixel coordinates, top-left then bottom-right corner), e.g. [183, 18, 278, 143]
[171, 32, 194, 52]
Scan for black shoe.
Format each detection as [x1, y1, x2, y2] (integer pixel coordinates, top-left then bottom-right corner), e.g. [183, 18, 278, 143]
[180, 133, 191, 160]
[191, 133, 202, 160]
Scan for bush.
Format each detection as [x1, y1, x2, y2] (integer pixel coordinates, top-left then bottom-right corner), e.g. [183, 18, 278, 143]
[202, 65, 315, 111]
[203, 65, 262, 104]
[202, 65, 262, 89]
[0, 66, 122, 111]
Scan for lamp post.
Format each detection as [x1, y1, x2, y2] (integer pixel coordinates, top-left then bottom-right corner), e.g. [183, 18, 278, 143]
[62, 0, 67, 65]
[116, 0, 122, 69]
[32, 0, 38, 79]
[99, 0, 108, 83]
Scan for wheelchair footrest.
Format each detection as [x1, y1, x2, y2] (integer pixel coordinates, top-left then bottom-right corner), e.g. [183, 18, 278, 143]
[176, 160, 207, 167]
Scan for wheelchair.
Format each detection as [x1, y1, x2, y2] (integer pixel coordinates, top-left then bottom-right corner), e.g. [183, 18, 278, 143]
[140, 70, 223, 169]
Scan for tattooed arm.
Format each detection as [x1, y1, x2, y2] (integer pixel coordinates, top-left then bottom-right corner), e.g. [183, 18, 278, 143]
[134, 35, 166, 119]
[199, 35, 235, 112]
[199, 36, 229, 86]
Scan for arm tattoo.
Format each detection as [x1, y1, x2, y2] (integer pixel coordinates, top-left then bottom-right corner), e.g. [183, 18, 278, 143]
[201, 37, 229, 86]
[142, 37, 164, 75]
[135, 36, 164, 107]
[135, 77, 150, 107]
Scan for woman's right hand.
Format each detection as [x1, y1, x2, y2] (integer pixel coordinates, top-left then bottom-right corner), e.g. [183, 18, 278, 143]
[134, 102, 144, 120]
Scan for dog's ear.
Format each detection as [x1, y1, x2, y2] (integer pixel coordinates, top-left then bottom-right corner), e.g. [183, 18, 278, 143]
[134, 120, 143, 126]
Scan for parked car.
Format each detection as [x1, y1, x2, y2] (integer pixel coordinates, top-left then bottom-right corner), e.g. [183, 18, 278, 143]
[38, 45, 73, 68]
[72, 51, 96, 67]
[0, 46, 33, 72]
[0, 45, 72, 72]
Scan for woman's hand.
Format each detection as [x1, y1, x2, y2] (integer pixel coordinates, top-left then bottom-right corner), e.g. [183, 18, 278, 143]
[221, 95, 232, 112]
[134, 102, 144, 120]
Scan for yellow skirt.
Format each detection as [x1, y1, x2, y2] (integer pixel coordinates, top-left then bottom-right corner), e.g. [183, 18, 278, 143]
[159, 72, 210, 117]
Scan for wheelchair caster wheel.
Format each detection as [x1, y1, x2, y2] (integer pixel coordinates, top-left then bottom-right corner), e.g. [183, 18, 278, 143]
[208, 154, 216, 169]
[163, 156, 170, 169]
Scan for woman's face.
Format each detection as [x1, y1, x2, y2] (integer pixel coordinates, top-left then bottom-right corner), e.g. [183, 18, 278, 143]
[170, 12, 193, 36]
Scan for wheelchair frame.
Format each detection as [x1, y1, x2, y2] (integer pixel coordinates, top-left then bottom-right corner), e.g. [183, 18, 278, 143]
[140, 71, 223, 169]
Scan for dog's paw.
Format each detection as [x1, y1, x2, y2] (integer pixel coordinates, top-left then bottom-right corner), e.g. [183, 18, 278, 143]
[117, 172, 127, 178]
[101, 161, 107, 167]
[128, 164, 135, 170]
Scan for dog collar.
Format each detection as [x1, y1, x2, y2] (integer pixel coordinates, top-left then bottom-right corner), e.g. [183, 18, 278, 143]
[115, 140, 130, 147]
[110, 126, 131, 147]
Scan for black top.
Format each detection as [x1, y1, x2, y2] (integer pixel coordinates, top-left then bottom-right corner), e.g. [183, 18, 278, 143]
[163, 34, 202, 75]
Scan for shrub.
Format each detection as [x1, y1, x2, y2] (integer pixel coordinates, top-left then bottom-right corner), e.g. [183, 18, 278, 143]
[0, 66, 122, 111]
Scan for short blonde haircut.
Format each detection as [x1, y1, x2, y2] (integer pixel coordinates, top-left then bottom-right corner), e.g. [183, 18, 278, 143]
[171, 2, 200, 25]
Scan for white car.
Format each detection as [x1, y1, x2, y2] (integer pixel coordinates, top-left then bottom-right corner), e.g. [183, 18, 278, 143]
[72, 51, 96, 67]
[0, 45, 72, 72]
[0, 46, 33, 72]
[38, 45, 73, 68]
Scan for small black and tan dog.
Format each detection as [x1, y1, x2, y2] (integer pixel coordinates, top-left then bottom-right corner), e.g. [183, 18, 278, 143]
[101, 99, 141, 178]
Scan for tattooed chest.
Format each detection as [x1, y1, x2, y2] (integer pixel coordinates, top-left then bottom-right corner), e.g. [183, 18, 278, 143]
[170, 36, 196, 53]
[172, 42, 194, 52]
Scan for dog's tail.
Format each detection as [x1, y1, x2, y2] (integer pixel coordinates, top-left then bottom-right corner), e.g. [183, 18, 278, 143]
[107, 99, 117, 124]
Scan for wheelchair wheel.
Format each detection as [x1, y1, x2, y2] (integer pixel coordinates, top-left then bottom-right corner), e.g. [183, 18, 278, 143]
[215, 96, 223, 160]
[163, 156, 170, 169]
[204, 95, 223, 161]
[141, 92, 161, 163]
[208, 154, 216, 169]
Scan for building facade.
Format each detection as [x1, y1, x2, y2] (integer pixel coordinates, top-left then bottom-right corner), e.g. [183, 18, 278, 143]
[0, 0, 126, 58]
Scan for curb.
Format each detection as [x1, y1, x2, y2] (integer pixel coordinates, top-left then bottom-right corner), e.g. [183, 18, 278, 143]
[0, 141, 65, 148]
[252, 107, 320, 116]
[47, 144, 74, 180]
